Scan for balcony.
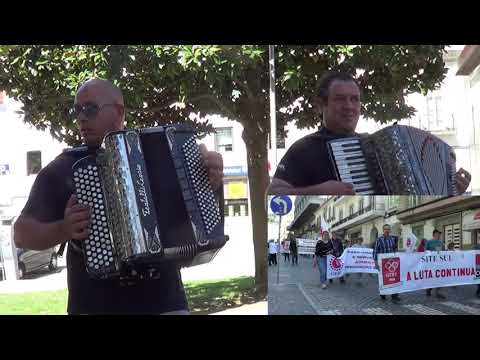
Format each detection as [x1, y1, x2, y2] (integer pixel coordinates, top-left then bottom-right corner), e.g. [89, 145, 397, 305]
[396, 196, 480, 224]
[290, 196, 323, 231]
[330, 203, 385, 232]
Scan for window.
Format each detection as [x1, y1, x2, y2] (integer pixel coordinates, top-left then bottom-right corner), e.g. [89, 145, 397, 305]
[425, 94, 453, 131]
[349, 205, 354, 216]
[215, 128, 233, 152]
[27, 151, 42, 175]
[359, 198, 364, 211]
[225, 199, 248, 217]
[339, 209, 343, 220]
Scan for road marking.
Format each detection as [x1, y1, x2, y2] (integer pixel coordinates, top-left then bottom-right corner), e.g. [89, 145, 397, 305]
[440, 301, 480, 315]
[403, 304, 446, 315]
[297, 283, 338, 315]
[318, 310, 342, 315]
[363, 307, 393, 315]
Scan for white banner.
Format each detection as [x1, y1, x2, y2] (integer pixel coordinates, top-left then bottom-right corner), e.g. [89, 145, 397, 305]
[378, 250, 480, 295]
[327, 247, 378, 279]
[297, 238, 316, 255]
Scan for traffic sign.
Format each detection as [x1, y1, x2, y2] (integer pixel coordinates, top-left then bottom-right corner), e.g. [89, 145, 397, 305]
[270, 195, 292, 216]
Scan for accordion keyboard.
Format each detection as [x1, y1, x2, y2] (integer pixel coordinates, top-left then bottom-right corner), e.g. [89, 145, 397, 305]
[180, 136, 222, 239]
[72, 158, 120, 279]
[328, 138, 376, 194]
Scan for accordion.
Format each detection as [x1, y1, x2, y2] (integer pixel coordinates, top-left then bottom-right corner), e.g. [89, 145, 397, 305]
[327, 124, 458, 195]
[72, 125, 227, 280]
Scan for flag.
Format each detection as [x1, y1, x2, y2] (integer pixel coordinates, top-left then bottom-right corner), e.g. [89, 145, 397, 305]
[320, 214, 329, 235]
[404, 232, 418, 253]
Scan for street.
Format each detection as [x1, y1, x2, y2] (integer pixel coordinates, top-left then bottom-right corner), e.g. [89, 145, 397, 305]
[268, 254, 480, 315]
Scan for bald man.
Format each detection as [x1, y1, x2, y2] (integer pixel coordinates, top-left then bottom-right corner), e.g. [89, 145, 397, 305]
[13, 79, 224, 315]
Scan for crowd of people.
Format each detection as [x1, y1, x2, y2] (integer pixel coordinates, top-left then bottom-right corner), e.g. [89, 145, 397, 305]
[303, 224, 480, 301]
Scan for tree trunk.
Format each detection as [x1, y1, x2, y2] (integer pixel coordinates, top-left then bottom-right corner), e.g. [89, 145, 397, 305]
[242, 120, 268, 299]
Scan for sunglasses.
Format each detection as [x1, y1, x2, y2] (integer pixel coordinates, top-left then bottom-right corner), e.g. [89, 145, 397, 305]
[70, 102, 119, 119]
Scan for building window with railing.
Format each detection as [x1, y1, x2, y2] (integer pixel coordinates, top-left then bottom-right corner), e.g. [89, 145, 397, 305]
[214, 127, 233, 152]
[359, 198, 364, 211]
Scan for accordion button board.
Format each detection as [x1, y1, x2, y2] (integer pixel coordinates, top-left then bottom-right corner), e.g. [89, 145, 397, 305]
[72, 159, 121, 279]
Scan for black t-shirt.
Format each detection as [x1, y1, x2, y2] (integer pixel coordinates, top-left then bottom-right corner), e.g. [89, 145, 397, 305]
[273, 127, 356, 187]
[21, 147, 189, 314]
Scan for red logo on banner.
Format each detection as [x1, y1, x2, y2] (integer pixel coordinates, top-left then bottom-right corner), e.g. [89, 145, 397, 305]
[329, 257, 344, 271]
[382, 257, 401, 286]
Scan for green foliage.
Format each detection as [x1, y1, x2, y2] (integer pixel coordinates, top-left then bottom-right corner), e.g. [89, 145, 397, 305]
[0, 45, 448, 144]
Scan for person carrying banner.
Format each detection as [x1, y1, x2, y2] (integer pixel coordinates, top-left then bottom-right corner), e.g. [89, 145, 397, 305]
[282, 240, 290, 263]
[373, 224, 401, 304]
[313, 231, 334, 289]
[425, 229, 447, 299]
[329, 231, 346, 284]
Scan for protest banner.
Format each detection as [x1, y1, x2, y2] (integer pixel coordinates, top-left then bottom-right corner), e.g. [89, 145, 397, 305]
[378, 250, 480, 295]
[327, 247, 378, 279]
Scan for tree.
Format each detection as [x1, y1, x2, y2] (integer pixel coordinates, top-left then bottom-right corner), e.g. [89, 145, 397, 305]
[0, 45, 448, 298]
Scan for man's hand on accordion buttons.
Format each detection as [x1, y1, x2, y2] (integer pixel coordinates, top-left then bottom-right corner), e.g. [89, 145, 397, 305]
[455, 168, 471, 194]
[199, 144, 223, 190]
[62, 195, 92, 241]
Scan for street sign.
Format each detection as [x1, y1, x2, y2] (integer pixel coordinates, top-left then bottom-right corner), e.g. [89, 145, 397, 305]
[270, 195, 292, 216]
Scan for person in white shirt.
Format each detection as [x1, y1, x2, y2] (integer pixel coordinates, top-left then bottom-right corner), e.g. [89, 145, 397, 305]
[268, 240, 278, 266]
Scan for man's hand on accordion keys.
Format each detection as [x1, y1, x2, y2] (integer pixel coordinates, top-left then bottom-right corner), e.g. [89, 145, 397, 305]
[455, 167, 471, 195]
[61, 195, 92, 241]
[199, 144, 224, 190]
[316, 181, 356, 195]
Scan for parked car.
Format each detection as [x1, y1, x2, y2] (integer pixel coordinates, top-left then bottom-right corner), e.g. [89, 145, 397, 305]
[16, 247, 58, 279]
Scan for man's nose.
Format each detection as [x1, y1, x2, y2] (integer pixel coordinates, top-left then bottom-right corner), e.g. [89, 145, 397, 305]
[77, 111, 89, 123]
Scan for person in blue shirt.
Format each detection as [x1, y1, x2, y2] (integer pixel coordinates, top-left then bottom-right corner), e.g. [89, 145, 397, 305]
[425, 229, 447, 299]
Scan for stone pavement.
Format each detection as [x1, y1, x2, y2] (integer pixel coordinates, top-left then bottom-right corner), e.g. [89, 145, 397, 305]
[268, 254, 480, 315]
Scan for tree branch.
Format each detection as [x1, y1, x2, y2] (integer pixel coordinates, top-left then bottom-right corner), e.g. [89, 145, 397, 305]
[187, 93, 238, 121]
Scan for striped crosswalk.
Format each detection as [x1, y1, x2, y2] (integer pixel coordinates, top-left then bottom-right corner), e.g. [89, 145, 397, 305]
[318, 310, 342, 315]
[402, 304, 447, 315]
[363, 307, 393, 315]
[440, 301, 480, 315]
[360, 301, 480, 315]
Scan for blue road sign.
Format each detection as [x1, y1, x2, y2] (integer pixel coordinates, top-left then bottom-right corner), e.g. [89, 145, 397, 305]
[270, 196, 292, 216]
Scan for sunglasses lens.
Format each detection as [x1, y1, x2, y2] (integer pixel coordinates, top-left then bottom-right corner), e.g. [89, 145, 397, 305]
[84, 105, 99, 118]
[71, 104, 99, 119]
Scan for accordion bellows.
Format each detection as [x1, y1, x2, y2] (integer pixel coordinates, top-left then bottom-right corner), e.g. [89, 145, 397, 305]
[72, 125, 226, 280]
[327, 124, 458, 195]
